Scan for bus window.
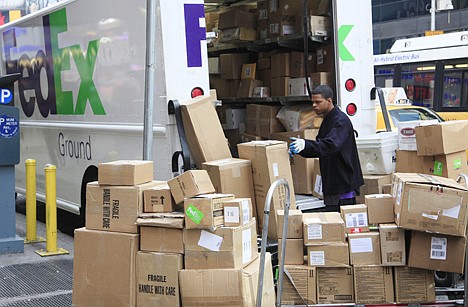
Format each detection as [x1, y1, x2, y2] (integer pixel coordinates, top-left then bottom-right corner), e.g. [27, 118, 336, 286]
[442, 72, 462, 108]
[375, 66, 394, 88]
[400, 63, 434, 108]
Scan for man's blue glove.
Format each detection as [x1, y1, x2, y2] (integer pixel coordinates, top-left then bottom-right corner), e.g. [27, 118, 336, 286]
[289, 137, 305, 155]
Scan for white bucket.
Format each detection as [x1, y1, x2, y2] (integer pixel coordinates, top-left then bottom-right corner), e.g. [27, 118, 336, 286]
[356, 132, 398, 175]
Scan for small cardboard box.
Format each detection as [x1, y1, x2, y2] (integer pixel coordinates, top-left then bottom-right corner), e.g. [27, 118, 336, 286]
[408, 231, 466, 274]
[241, 63, 257, 79]
[287, 77, 311, 96]
[237, 79, 263, 97]
[220, 53, 250, 79]
[394, 266, 436, 303]
[257, 57, 270, 70]
[310, 72, 334, 88]
[379, 223, 406, 266]
[340, 204, 369, 233]
[136, 252, 183, 307]
[307, 243, 349, 267]
[303, 212, 345, 244]
[270, 76, 290, 97]
[348, 232, 381, 265]
[184, 193, 235, 230]
[223, 198, 253, 227]
[245, 104, 284, 138]
[278, 238, 305, 265]
[396, 150, 426, 173]
[365, 194, 394, 224]
[423, 150, 468, 180]
[168, 170, 215, 205]
[354, 266, 394, 304]
[139, 227, 184, 254]
[277, 209, 303, 239]
[268, 15, 297, 37]
[98, 160, 153, 186]
[72, 228, 138, 307]
[309, 15, 331, 36]
[271, 52, 291, 77]
[289, 51, 316, 78]
[282, 265, 316, 305]
[316, 45, 334, 72]
[179, 253, 276, 306]
[416, 120, 468, 155]
[218, 9, 256, 30]
[316, 266, 354, 304]
[143, 183, 179, 213]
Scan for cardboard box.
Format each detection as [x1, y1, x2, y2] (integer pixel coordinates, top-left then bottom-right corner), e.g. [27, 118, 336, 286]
[179, 253, 276, 306]
[221, 27, 257, 42]
[423, 150, 468, 180]
[397, 120, 438, 151]
[379, 223, 406, 266]
[271, 53, 291, 77]
[303, 212, 345, 244]
[394, 266, 436, 303]
[348, 232, 381, 265]
[140, 227, 184, 254]
[340, 204, 369, 233]
[167, 170, 215, 205]
[312, 158, 323, 199]
[316, 266, 354, 304]
[237, 79, 263, 97]
[282, 265, 316, 305]
[238, 140, 296, 239]
[396, 150, 426, 173]
[392, 172, 468, 236]
[269, 0, 303, 15]
[365, 194, 394, 224]
[278, 238, 304, 265]
[268, 15, 297, 37]
[98, 160, 153, 186]
[181, 96, 232, 168]
[136, 252, 183, 307]
[353, 266, 394, 304]
[143, 183, 179, 213]
[277, 209, 303, 239]
[210, 76, 240, 98]
[86, 181, 159, 233]
[218, 9, 256, 30]
[408, 231, 466, 274]
[310, 72, 334, 88]
[245, 104, 284, 138]
[184, 193, 235, 230]
[309, 15, 331, 36]
[258, 68, 272, 88]
[275, 105, 322, 131]
[257, 57, 270, 70]
[220, 53, 250, 79]
[241, 63, 256, 79]
[271, 76, 290, 97]
[287, 77, 310, 96]
[307, 243, 349, 267]
[208, 57, 220, 74]
[290, 51, 316, 78]
[242, 133, 265, 143]
[316, 45, 334, 72]
[308, 0, 331, 16]
[72, 228, 138, 307]
[222, 198, 253, 227]
[416, 120, 468, 155]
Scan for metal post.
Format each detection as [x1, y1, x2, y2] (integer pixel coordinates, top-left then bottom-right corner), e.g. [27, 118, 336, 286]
[431, 0, 436, 31]
[36, 164, 68, 257]
[456, 173, 468, 306]
[24, 159, 45, 244]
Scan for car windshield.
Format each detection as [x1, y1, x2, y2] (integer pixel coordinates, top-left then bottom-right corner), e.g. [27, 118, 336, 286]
[388, 107, 444, 124]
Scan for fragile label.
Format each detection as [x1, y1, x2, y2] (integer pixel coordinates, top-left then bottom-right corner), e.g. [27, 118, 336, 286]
[198, 230, 223, 252]
[224, 206, 240, 224]
[309, 251, 325, 266]
[430, 237, 447, 260]
[186, 204, 204, 224]
[242, 229, 252, 264]
[350, 237, 373, 253]
[345, 213, 368, 228]
[307, 224, 323, 240]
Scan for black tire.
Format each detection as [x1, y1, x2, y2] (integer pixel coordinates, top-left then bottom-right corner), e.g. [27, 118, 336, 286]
[434, 271, 453, 287]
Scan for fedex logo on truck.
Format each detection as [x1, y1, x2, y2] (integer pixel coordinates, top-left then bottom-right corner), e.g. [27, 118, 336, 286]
[2, 4, 205, 118]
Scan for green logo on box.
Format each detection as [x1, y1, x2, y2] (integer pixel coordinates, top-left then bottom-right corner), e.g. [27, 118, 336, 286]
[454, 158, 462, 170]
[433, 161, 443, 176]
[186, 204, 204, 224]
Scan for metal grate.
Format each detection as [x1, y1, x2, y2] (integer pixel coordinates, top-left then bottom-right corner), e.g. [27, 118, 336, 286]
[0, 292, 72, 307]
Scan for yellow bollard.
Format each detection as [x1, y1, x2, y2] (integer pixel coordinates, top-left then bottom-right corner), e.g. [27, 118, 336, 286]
[36, 164, 69, 257]
[24, 159, 45, 244]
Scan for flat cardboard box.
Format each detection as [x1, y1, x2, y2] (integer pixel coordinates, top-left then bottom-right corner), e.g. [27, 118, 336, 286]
[312, 158, 323, 199]
[365, 194, 394, 224]
[139, 227, 184, 254]
[281, 265, 316, 305]
[218, 9, 256, 30]
[220, 53, 250, 79]
[303, 212, 345, 244]
[271, 53, 291, 77]
[221, 27, 257, 42]
[245, 104, 284, 138]
[183, 193, 235, 230]
[167, 170, 215, 205]
[86, 181, 159, 234]
[136, 252, 183, 307]
[136, 211, 185, 229]
[179, 253, 276, 306]
[222, 198, 253, 227]
[181, 96, 232, 168]
[238, 140, 296, 239]
[353, 266, 394, 304]
[143, 183, 180, 213]
[278, 238, 305, 265]
[316, 266, 354, 304]
[392, 172, 468, 236]
[348, 232, 381, 265]
[98, 160, 153, 186]
[340, 204, 369, 233]
[237, 79, 263, 97]
[306, 243, 349, 267]
[277, 209, 303, 239]
[379, 223, 406, 266]
[416, 120, 468, 155]
[394, 266, 436, 303]
[72, 228, 138, 307]
[408, 231, 466, 274]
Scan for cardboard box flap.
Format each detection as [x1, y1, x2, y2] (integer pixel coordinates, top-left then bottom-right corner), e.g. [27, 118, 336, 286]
[136, 212, 185, 229]
[203, 158, 251, 170]
[394, 173, 468, 191]
[303, 212, 344, 225]
[191, 193, 235, 199]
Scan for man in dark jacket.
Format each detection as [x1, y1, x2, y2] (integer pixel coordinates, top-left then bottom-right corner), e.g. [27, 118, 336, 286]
[289, 85, 364, 212]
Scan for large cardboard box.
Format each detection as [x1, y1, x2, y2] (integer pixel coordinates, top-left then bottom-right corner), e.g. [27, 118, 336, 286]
[290, 51, 316, 78]
[348, 232, 381, 265]
[316, 45, 334, 72]
[423, 150, 468, 180]
[303, 212, 345, 244]
[271, 53, 291, 77]
[287, 77, 311, 96]
[310, 72, 334, 88]
[140, 227, 184, 254]
[237, 79, 263, 97]
[353, 266, 394, 304]
[365, 194, 394, 224]
[306, 243, 349, 267]
[396, 150, 426, 173]
[181, 95, 232, 168]
[277, 209, 303, 239]
[340, 204, 369, 233]
[222, 198, 253, 227]
[271, 76, 290, 97]
[210, 76, 240, 98]
[98, 160, 153, 186]
[221, 27, 257, 43]
[143, 183, 179, 213]
[86, 181, 159, 233]
[282, 265, 316, 305]
[218, 9, 256, 30]
[269, 0, 303, 15]
[245, 104, 284, 138]
[238, 140, 296, 239]
[392, 172, 468, 236]
[394, 266, 436, 303]
[408, 231, 466, 274]
[397, 120, 438, 151]
[220, 53, 250, 79]
[136, 252, 183, 307]
[184, 193, 235, 230]
[278, 238, 304, 265]
[309, 15, 331, 36]
[379, 223, 406, 266]
[316, 266, 354, 304]
[415, 120, 468, 155]
[167, 170, 215, 205]
[72, 228, 138, 307]
[268, 15, 297, 37]
[179, 253, 276, 306]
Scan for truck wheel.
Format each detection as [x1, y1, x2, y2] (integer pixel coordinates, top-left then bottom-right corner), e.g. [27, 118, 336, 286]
[434, 271, 453, 288]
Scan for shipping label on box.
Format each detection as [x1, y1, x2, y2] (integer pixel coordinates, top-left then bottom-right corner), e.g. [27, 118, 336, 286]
[184, 193, 235, 230]
[316, 266, 354, 304]
[282, 265, 316, 305]
[394, 267, 436, 303]
[354, 266, 394, 304]
[98, 160, 153, 186]
[303, 212, 345, 244]
[379, 223, 405, 266]
[340, 204, 369, 233]
[307, 243, 349, 267]
[348, 232, 381, 265]
[223, 198, 253, 227]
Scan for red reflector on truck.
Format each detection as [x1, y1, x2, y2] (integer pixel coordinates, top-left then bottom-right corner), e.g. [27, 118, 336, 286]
[345, 79, 356, 92]
[346, 103, 357, 116]
[191, 87, 204, 98]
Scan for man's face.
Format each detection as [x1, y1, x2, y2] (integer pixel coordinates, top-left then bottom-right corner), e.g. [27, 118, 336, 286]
[311, 94, 333, 116]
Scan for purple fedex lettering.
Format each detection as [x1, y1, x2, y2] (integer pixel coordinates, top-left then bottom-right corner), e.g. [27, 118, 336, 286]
[184, 4, 205, 67]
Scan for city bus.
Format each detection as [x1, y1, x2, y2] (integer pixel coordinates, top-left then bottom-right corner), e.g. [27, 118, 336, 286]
[374, 31, 468, 121]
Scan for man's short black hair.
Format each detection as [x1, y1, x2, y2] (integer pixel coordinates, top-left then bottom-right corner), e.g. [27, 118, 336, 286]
[312, 85, 334, 101]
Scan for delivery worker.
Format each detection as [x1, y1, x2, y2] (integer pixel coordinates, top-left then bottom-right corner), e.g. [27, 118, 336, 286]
[289, 85, 364, 212]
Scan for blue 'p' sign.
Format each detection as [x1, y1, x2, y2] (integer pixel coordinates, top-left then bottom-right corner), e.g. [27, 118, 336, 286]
[0, 89, 12, 104]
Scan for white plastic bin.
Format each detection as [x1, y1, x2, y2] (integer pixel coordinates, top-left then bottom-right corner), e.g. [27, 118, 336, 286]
[356, 132, 398, 175]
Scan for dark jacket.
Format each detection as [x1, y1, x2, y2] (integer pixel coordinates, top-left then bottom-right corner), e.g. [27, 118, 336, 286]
[299, 107, 364, 195]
